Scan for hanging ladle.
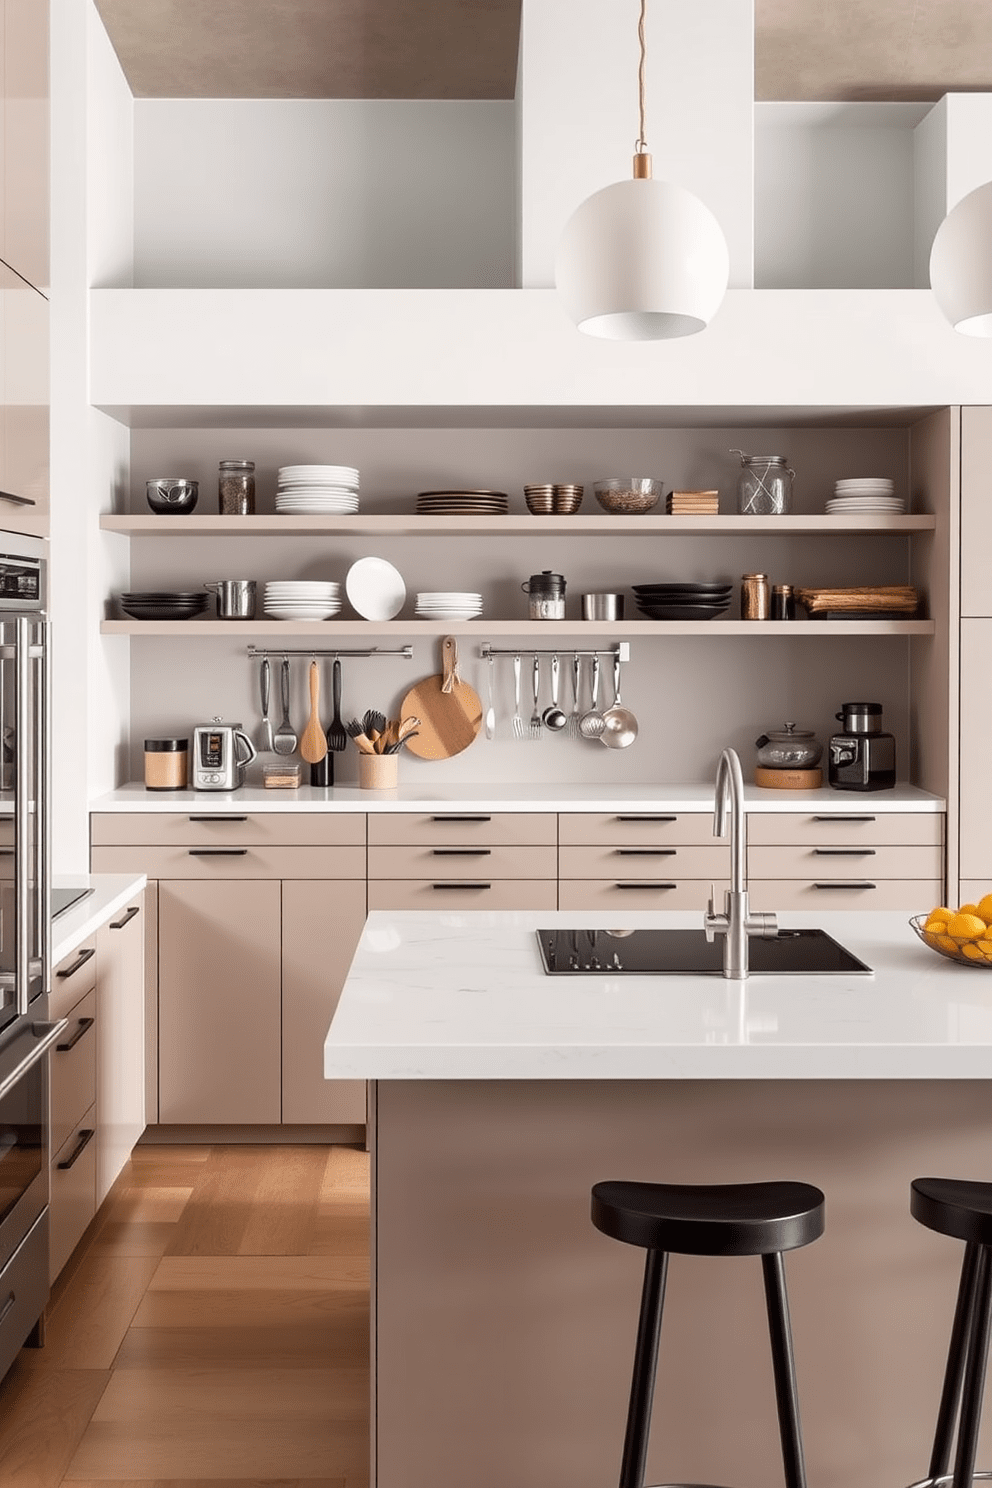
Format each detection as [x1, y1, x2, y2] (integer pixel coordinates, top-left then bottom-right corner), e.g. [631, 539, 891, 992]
[600, 651, 638, 749]
[542, 654, 568, 731]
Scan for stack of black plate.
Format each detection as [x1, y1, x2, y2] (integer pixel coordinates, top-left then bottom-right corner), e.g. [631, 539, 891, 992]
[633, 581, 733, 620]
[119, 591, 209, 621]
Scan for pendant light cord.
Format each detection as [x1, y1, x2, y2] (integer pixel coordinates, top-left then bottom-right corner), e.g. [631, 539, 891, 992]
[635, 0, 648, 154]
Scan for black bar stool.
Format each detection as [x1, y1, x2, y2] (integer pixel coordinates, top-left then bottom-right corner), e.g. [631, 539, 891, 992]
[591, 1178, 825, 1488]
[909, 1177, 992, 1488]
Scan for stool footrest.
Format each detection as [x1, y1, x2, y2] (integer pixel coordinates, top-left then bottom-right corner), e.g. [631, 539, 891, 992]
[905, 1473, 992, 1488]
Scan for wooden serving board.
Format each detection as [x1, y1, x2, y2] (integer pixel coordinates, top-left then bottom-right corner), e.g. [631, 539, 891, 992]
[400, 637, 482, 760]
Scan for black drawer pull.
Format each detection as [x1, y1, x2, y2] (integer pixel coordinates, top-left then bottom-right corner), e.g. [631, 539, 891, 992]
[56, 1016, 94, 1052]
[431, 848, 491, 857]
[189, 815, 248, 823]
[812, 881, 877, 890]
[0, 1292, 15, 1328]
[430, 815, 492, 823]
[55, 947, 95, 980]
[615, 815, 677, 823]
[615, 882, 678, 891]
[57, 1128, 95, 1171]
[0, 490, 35, 507]
[615, 848, 677, 857]
[187, 848, 248, 857]
[431, 882, 492, 891]
[110, 905, 140, 930]
[812, 815, 876, 823]
[812, 848, 876, 857]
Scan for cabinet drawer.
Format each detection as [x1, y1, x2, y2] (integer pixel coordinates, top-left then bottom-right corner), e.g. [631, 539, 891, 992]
[559, 880, 730, 912]
[50, 1111, 97, 1284]
[558, 813, 714, 847]
[90, 844, 365, 880]
[559, 844, 729, 878]
[748, 879, 942, 912]
[368, 844, 557, 880]
[50, 987, 96, 1159]
[90, 812, 365, 847]
[368, 813, 556, 847]
[747, 812, 943, 848]
[368, 879, 557, 912]
[51, 939, 97, 1022]
[749, 844, 943, 880]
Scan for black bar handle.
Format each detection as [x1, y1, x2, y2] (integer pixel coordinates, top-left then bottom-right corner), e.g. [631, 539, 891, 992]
[187, 848, 248, 857]
[55, 946, 95, 980]
[430, 815, 492, 823]
[431, 848, 492, 857]
[431, 882, 492, 890]
[812, 881, 877, 890]
[615, 815, 677, 823]
[0, 490, 35, 507]
[614, 882, 678, 891]
[56, 1016, 95, 1052]
[110, 905, 140, 930]
[812, 847, 876, 856]
[812, 815, 876, 822]
[188, 815, 248, 822]
[57, 1128, 95, 1171]
[615, 848, 677, 857]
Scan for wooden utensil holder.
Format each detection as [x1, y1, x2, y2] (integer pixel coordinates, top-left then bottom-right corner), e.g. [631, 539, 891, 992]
[359, 753, 399, 790]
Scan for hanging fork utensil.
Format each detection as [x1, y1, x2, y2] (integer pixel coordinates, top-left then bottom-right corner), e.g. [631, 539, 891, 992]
[528, 654, 543, 739]
[511, 653, 526, 740]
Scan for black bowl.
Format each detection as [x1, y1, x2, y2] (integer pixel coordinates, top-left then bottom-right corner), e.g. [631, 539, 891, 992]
[633, 581, 733, 594]
[120, 603, 208, 621]
[636, 602, 731, 620]
[633, 586, 733, 601]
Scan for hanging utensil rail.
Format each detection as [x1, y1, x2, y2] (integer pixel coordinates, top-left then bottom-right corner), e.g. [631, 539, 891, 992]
[479, 643, 630, 661]
[246, 645, 414, 660]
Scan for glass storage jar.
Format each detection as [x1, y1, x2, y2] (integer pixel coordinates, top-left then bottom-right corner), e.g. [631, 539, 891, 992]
[218, 459, 256, 515]
[730, 450, 794, 516]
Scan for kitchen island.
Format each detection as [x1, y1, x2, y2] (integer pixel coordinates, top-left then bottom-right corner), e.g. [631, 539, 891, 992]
[326, 908, 992, 1488]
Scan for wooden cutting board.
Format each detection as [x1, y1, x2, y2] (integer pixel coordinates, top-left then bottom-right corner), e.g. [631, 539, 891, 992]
[400, 636, 482, 760]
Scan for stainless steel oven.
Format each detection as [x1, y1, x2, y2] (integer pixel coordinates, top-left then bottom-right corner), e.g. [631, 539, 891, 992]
[0, 534, 64, 1379]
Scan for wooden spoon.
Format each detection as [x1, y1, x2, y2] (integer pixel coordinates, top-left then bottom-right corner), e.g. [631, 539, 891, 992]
[300, 661, 328, 764]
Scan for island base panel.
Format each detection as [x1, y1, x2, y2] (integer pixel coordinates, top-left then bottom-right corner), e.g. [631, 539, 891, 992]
[372, 1079, 988, 1488]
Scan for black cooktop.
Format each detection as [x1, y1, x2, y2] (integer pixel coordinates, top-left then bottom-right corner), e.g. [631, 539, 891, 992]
[537, 927, 872, 976]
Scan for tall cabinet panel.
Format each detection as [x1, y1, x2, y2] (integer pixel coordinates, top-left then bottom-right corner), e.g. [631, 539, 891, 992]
[958, 408, 992, 896]
[1, 263, 47, 514]
[3, 0, 49, 292]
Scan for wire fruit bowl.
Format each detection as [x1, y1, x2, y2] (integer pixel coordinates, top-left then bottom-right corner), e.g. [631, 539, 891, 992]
[909, 914, 992, 968]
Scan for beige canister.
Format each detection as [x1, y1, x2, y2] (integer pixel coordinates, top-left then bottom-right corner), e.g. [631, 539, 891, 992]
[144, 738, 189, 791]
[358, 754, 398, 790]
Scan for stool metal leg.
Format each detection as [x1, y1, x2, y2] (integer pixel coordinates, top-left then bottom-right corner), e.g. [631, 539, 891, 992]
[762, 1250, 808, 1488]
[619, 1248, 669, 1488]
[952, 1245, 992, 1488]
[928, 1241, 981, 1482]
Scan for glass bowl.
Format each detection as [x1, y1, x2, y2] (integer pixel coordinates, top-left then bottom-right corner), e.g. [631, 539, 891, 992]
[593, 478, 662, 514]
[909, 914, 992, 968]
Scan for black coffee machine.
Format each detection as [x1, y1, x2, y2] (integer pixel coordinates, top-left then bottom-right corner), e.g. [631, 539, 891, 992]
[828, 701, 896, 791]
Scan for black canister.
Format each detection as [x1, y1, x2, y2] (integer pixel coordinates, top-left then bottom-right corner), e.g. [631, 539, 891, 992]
[521, 570, 566, 620]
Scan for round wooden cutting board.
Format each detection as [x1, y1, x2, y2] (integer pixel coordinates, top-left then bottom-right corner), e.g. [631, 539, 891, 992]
[400, 637, 482, 759]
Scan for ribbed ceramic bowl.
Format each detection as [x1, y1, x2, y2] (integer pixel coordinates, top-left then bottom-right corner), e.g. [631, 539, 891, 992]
[524, 484, 584, 515]
[909, 914, 992, 967]
[594, 478, 662, 514]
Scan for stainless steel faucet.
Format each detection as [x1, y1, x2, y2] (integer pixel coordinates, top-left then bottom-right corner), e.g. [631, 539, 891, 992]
[703, 747, 778, 978]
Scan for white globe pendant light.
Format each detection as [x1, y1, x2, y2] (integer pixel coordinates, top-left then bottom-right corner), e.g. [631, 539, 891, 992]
[930, 181, 992, 337]
[554, 0, 730, 341]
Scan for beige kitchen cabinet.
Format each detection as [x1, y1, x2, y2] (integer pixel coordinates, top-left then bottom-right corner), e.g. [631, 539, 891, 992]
[558, 811, 729, 913]
[282, 879, 366, 1125]
[49, 939, 98, 1284]
[959, 620, 991, 889]
[747, 811, 944, 912]
[368, 810, 557, 911]
[95, 897, 145, 1204]
[158, 877, 281, 1125]
[3, 0, 49, 291]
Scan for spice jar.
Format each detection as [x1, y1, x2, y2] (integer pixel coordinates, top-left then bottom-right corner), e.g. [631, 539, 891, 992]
[771, 584, 795, 620]
[218, 459, 255, 515]
[741, 573, 770, 620]
[144, 738, 189, 791]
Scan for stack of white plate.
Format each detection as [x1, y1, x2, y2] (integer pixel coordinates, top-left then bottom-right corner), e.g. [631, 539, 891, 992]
[276, 465, 360, 514]
[415, 591, 483, 621]
[826, 478, 904, 514]
[263, 581, 341, 620]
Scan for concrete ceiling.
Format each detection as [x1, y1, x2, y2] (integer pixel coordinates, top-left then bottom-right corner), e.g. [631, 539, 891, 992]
[93, 0, 992, 102]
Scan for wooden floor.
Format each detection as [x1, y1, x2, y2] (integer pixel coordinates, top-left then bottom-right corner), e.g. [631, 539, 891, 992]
[0, 1143, 371, 1487]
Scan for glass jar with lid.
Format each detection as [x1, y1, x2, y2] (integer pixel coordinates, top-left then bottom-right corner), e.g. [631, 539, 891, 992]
[218, 459, 256, 516]
[730, 450, 794, 516]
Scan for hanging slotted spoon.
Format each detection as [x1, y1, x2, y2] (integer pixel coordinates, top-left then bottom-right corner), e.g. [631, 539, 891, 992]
[579, 654, 606, 740]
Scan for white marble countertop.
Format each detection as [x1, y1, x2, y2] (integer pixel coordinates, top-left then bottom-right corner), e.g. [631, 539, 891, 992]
[91, 781, 944, 814]
[52, 873, 147, 963]
[324, 909, 991, 1081]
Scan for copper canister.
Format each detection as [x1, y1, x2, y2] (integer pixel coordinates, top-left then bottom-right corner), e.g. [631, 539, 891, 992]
[741, 573, 770, 620]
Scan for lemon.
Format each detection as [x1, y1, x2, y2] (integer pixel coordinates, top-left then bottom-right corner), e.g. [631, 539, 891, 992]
[959, 903, 980, 918]
[925, 909, 953, 932]
[938, 934, 959, 952]
[946, 913, 988, 940]
[962, 943, 985, 960]
[979, 940, 992, 960]
[977, 894, 992, 925]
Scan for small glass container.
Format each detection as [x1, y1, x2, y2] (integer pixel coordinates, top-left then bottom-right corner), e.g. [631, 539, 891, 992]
[144, 737, 188, 791]
[771, 584, 795, 620]
[741, 573, 770, 620]
[218, 459, 256, 516]
[731, 451, 794, 516]
[521, 571, 566, 620]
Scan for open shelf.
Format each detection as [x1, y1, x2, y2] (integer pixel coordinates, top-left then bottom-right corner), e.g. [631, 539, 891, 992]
[100, 618, 937, 638]
[100, 513, 938, 538]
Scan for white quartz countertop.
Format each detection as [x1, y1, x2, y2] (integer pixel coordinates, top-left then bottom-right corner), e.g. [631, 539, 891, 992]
[324, 909, 991, 1081]
[92, 782, 943, 814]
[52, 874, 147, 963]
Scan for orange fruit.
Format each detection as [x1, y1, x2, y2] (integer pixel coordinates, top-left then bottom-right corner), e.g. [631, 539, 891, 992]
[959, 903, 980, 918]
[924, 909, 952, 932]
[978, 940, 992, 960]
[946, 913, 987, 940]
[977, 894, 992, 925]
[938, 934, 959, 952]
[962, 943, 985, 961]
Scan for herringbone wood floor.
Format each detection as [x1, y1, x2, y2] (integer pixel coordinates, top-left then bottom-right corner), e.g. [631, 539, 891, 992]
[0, 1143, 371, 1487]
